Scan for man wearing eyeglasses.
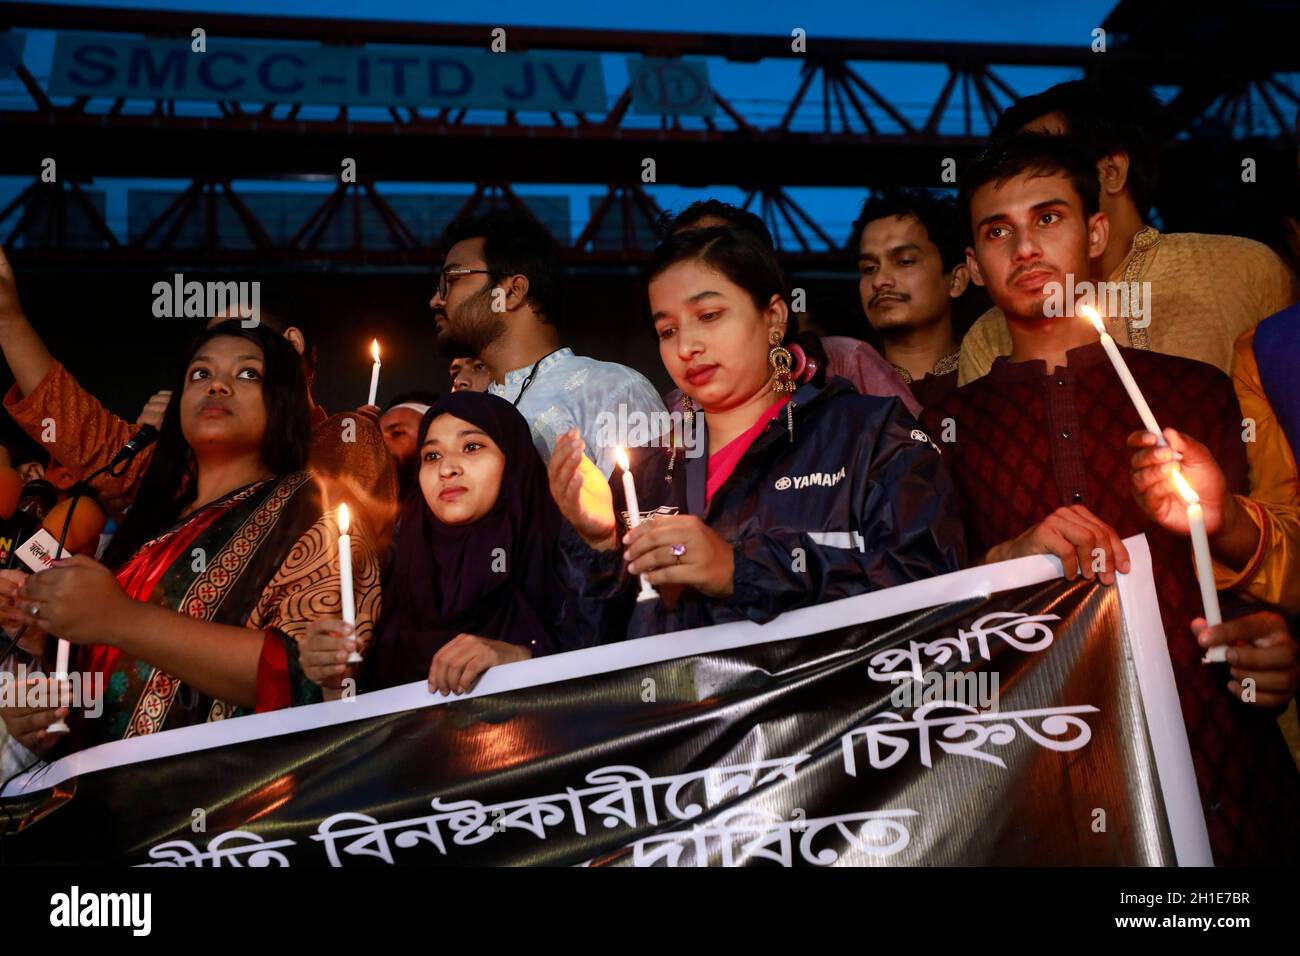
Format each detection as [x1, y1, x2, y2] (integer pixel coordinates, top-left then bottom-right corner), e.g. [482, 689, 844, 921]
[430, 209, 666, 479]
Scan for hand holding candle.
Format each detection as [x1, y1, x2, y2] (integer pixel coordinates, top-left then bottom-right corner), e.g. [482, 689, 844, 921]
[1127, 428, 1248, 664]
[366, 339, 382, 408]
[337, 503, 362, 663]
[614, 447, 659, 603]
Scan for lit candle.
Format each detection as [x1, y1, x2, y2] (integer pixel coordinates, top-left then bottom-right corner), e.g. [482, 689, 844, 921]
[615, 447, 659, 603]
[1169, 471, 1226, 663]
[1079, 305, 1166, 447]
[337, 503, 362, 663]
[366, 339, 382, 407]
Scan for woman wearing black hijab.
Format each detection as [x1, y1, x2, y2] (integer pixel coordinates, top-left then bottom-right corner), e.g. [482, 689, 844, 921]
[302, 391, 566, 696]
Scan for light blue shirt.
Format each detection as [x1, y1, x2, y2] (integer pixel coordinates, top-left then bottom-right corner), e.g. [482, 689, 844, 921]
[488, 348, 668, 478]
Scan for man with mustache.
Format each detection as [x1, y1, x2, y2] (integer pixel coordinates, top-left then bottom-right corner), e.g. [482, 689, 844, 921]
[958, 77, 1299, 385]
[854, 189, 971, 408]
[919, 132, 1300, 865]
[430, 210, 666, 479]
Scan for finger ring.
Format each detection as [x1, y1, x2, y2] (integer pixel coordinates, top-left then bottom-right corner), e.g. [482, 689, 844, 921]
[671, 543, 686, 563]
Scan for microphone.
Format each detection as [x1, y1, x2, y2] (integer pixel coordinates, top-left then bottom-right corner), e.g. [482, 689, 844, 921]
[14, 479, 57, 522]
[9, 494, 108, 573]
[106, 425, 159, 473]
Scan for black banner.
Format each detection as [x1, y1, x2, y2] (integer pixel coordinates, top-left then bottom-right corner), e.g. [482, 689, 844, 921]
[0, 538, 1208, 866]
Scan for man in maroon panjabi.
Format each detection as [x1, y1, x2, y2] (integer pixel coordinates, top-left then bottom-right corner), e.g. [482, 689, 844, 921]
[922, 133, 1300, 865]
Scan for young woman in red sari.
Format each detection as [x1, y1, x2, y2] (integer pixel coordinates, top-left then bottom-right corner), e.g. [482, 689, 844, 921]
[0, 321, 380, 757]
[550, 226, 966, 642]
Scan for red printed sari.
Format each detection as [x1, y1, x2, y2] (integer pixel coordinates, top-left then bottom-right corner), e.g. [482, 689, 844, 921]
[67, 472, 381, 750]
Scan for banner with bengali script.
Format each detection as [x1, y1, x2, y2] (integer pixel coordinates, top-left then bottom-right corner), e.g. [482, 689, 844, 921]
[0, 534, 1212, 867]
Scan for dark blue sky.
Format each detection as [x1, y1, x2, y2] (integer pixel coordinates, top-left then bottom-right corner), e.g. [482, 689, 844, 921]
[35, 0, 1120, 43]
[3, 0, 1119, 244]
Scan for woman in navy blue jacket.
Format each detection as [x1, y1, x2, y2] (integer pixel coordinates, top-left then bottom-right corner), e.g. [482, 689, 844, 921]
[548, 226, 967, 641]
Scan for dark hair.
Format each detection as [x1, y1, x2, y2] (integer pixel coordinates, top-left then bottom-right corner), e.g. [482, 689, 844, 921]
[850, 188, 966, 270]
[384, 390, 440, 411]
[440, 209, 563, 325]
[659, 199, 775, 249]
[208, 299, 316, 379]
[645, 226, 827, 384]
[255, 306, 317, 379]
[101, 320, 312, 569]
[958, 132, 1102, 244]
[991, 77, 1166, 217]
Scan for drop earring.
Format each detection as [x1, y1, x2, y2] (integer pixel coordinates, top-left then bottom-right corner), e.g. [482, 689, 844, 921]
[769, 330, 795, 394]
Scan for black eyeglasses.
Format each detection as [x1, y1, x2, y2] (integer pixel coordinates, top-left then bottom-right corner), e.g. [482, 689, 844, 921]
[436, 267, 497, 299]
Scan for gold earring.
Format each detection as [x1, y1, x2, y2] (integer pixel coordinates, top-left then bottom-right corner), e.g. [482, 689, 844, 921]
[769, 330, 795, 394]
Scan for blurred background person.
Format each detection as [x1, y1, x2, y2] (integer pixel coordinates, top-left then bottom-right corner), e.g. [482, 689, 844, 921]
[853, 189, 972, 408]
[449, 356, 491, 392]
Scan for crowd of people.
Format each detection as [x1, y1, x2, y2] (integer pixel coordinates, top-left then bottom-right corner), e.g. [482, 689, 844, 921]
[1, 76, 1299, 864]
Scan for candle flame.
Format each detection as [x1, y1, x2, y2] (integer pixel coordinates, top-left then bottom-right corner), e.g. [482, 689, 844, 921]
[1170, 468, 1200, 506]
[614, 447, 630, 471]
[370, 339, 381, 363]
[1078, 304, 1105, 335]
[337, 502, 351, 534]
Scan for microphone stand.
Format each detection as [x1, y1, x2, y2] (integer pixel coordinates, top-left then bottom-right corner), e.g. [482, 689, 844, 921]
[0, 443, 146, 727]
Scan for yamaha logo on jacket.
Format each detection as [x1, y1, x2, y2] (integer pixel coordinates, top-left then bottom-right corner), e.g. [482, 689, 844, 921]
[561, 376, 967, 643]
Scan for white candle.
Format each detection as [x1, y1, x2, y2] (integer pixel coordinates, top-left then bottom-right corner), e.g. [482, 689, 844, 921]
[1171, 471, 1225, 662]
[46, 534, 71, 734]
[337, 503, 362, 663]
[46, 637, 70, 734]
[1080, 305, 1166, 446]
[615, 447, 659, 603]
[366, 339, 381, 407]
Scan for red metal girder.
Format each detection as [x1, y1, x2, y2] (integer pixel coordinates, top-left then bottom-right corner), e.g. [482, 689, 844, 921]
[981, 67, 1020, 104]
[67, 180, 119, 249]
[779, 63, 818, 133]
[12, 61, 51, 112]
[362, 180, 421, 249]
[0, 180, 38, 229]
[290, 182, 346, 249]
[773, 186, 836, 251]
[712, 92, 753, 135]
[923, 68, 960, 136]
[833, 68, 875, 136]
[602, 87, 633, 130]
[573, 186, 619, 250]
[219, 180, 276, 250]
[1255, 79, 1290, 134]
[154, 181, 200, 250]
[843, 65, 916, 135]
[131, 178, 199, 247]
[5, 185, 45, 246]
